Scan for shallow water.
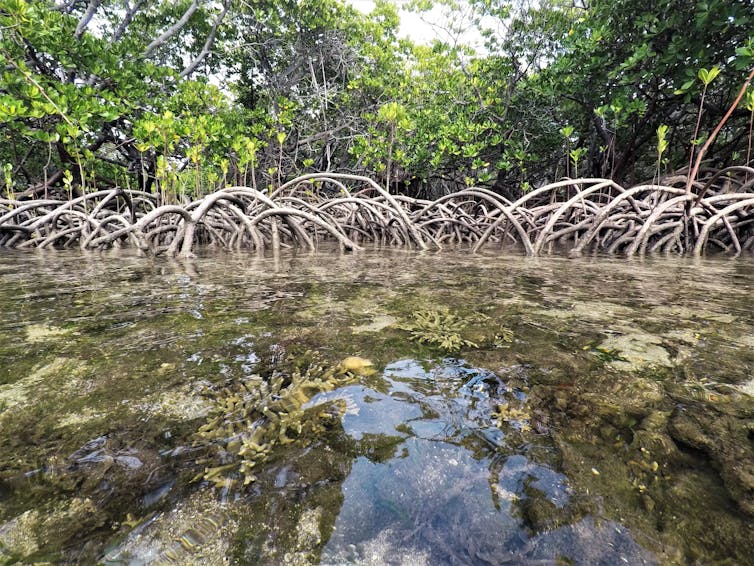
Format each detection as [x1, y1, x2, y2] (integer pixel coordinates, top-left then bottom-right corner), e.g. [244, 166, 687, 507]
[0, 246, 753, 565]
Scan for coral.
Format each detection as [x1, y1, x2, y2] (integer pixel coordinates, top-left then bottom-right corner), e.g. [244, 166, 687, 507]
[339, 356, 376, 375]
[398, 308, 514, 352]
[194, 354, 366, 488]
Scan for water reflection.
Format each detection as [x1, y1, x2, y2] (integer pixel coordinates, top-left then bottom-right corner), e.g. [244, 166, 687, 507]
[316, 358, 654, 565]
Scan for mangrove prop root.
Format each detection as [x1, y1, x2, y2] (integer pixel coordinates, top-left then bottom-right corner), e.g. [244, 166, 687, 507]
[1, 170, 753, 256]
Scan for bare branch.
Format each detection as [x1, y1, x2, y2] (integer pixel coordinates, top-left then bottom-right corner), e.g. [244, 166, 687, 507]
[143, 0, 201, 59]
[53, 0, 82, 14]
[180, 0, 231, 78]
[74, 0, 101, 39]
[111, 0, 147, 43]
[686, 66, 754, 194]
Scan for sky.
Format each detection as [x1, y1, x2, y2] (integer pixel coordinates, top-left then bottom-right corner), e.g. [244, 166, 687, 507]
[347, 0, 445, 45]
[347, 0, 489, 50]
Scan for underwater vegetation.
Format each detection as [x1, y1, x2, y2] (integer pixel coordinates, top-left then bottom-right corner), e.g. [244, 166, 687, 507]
[1, 250, 753, 564]
[492, 402, 532, 433]
[584, 343, 629, 363]
[194, 354, 373, 489]
[398, 308, 513, 352]
[398, 308, 481, 351]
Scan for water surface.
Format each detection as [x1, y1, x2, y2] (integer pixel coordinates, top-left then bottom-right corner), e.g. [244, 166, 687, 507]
[0, 247, 752, 564]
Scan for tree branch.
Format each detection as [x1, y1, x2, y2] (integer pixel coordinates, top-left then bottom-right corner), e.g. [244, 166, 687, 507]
[143, 0, 200, 59]
[111, 0, 147, 42]
[17, 169, 64, 198]
[74, 0, 101, 39]
[53, 0, 82, 14]
[686, 66, 754, 193]
[180, 0, 231, 78]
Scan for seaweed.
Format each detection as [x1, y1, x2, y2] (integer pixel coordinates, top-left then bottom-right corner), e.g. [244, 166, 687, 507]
[193, 354, 371, 489]
[398, 308, 484, 352]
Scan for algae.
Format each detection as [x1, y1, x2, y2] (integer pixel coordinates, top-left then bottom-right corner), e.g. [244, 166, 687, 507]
[492, 402, 532, 432]
[193, 354, 368, 489]
[398, 308, 485, 351]
[597, 331, 673, 369]
[0, 249, 753, 564]
[25, 323, 75, 343]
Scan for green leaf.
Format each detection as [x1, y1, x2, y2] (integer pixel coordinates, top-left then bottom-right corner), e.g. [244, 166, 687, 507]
[697, 65, 720, 86]
[744, 90, 754, 112]
[656, 124, 669, 156]
[675, 79, 695, 94]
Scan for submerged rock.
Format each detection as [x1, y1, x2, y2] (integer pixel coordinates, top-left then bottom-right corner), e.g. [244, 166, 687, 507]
[529, 360, 754, 562]
[598, 332, 673, 370]
[233, 442, 354, 565]
[0, 498, 105, 563]
[0, 357, 87, 410]
[282, 507, 324, 565]
[351, 314, 397, 334]
[668, 402, 754, 515]
[321, 528, 433, 566]
[533, 300, 635, 323]
[102, 489, 234, 565]
[738, 377, 754, 397]
[136, 382, 215, 421]
[0, 509, 41, 559]
[25, 323, 75, 343]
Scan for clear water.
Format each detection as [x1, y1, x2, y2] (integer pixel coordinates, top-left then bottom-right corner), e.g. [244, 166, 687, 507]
[0, 246, 752, 565]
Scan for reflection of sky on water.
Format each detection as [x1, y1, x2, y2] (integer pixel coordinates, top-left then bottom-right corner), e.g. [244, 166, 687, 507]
[315, 359, 651, 566]
[323, 441, 654, 565]
[314, 358, 656, 565]
[380, 357, 507, 443]
[323, 438, 522, 565]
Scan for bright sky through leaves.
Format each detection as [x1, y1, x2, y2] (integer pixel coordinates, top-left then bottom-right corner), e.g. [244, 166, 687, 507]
[348, 0, 443, 44]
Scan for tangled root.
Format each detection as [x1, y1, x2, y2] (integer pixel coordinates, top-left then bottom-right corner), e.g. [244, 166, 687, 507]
[1, 169, 752, 257]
